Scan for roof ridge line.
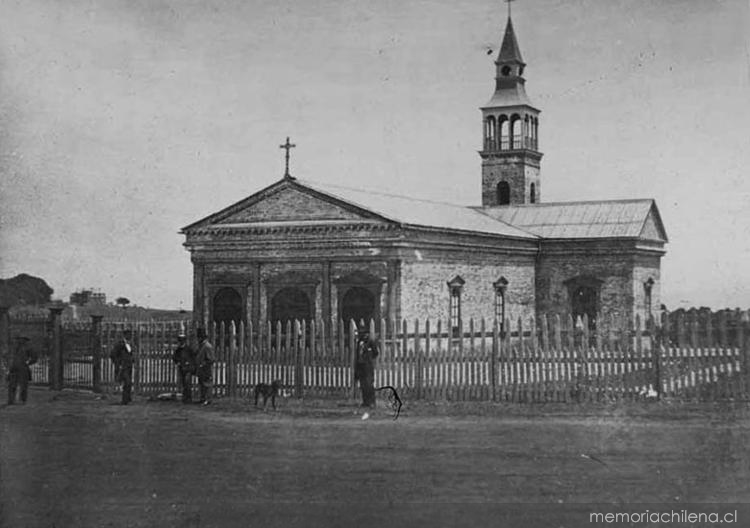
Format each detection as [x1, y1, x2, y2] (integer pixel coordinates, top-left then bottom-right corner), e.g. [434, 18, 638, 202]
[297, 178, 471, 208]
[474, 198, 654, 209]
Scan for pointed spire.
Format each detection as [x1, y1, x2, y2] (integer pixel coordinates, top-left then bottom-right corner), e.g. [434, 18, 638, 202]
[497, 16, 524, 65]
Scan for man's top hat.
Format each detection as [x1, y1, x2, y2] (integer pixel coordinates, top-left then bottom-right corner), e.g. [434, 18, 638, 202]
[196, 327, 207, 340]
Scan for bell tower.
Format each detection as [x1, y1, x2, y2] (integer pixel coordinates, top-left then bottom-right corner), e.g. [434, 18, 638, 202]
[480, 13, 542, 207]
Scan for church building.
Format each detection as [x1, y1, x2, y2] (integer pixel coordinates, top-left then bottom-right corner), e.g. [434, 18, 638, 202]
[182, 14, 668, 333]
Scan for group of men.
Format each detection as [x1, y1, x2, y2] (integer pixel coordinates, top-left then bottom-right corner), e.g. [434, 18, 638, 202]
[109, 327, 214, 405]
[7, 323, 379, 412]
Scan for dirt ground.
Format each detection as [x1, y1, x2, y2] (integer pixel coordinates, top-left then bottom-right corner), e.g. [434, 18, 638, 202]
[1, 387, 749, 528]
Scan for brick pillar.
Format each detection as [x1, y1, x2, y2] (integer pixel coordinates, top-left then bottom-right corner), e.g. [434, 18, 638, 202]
[252, 263, 261, 326]
[0, 306, 10, 378]
[321, 261, 332, 321]
[49, 306, 64, 390]
[90, 315, 103, 393]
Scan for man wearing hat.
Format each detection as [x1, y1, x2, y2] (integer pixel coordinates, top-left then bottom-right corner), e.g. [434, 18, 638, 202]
[354, 325, 379, 417]
[7, 336, 37, 405]
[194, 328, 214, 405]
[110, 329, 135, 405]
[172, 332, 196, 403]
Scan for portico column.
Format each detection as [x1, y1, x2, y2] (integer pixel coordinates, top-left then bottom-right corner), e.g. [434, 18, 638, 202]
[322, 261, 332, 321]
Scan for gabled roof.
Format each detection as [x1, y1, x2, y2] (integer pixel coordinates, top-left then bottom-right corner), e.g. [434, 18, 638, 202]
[298, 179, 536, 239]
[182, 177, 537, 240]
[183, 177, 667, 244]
[476, 200, 669, 241]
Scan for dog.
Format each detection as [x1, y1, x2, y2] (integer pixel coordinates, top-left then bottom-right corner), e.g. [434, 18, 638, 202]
[253, 380, 282, 410]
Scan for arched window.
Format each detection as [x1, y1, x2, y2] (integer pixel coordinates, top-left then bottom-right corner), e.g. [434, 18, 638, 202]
[530, 183, 536, 204]
[497, 181, 511, 205]
[511, 114, 523, 149]
[485, 116, 496, 150]
[270, 287, 311, 324]
[524, 115, 530, 148]
[499, 116, 509, 150]
[341, 287, 376, 327]
[447, 276, 465, 337]
[212, 287, 243, 328]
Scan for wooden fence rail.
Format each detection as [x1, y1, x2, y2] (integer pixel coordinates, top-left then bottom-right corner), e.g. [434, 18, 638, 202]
[6, 310, 750, 403]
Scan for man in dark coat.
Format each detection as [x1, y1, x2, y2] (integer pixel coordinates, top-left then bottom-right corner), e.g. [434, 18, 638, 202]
[7, 336, 37, 405]
[110, 329, 135, 405]
[354, 326, 379, 414]
[194, 328, 214, 405]
[172, 333, 195, 403]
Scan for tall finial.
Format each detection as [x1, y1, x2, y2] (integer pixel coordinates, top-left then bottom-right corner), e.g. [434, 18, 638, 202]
[506, 0, 516, 18]
[279, 137, 296, 178]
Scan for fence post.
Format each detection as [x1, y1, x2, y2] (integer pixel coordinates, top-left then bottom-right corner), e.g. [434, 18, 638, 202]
[649, 314, 662, 400]
[228, 322, 237, 399]
[0, 306, 9, 377]
[49, 306, 64, 391]
[295, 320, 304, 399]
[491, 318, 499, 402]
[90, 315, 103, 393]
[349, 319, 357, 400]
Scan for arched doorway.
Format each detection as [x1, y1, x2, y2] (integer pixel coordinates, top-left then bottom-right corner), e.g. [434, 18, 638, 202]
[340, 287, 376, 326]
[270, 287, 312, 324]
[497, 181, 510, 205]
[571, 285, 598, 324]
[213, 287, 243, 328]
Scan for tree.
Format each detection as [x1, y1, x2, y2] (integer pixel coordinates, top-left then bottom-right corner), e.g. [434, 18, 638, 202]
[0, 274, 54, 306]
[116, 297, 131, 309]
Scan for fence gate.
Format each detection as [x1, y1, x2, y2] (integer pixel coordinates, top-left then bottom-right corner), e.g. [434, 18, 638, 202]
[61, 322, 95, 390]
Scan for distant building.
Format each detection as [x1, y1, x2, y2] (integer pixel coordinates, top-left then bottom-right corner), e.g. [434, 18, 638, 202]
[69, 289, 106, 306]
[182, 12, 667, 332]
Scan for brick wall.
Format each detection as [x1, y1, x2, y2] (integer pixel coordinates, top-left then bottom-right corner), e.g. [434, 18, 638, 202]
[536, 252, 634, 321]
[481, 153, 541, 206]
[633, 255, 661, 324]
[400, 257, 536, 323]
[535, 245, 664, 330]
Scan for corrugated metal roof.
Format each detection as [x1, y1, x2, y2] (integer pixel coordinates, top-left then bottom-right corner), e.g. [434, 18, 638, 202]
[476, 200, 660, 239]
[297, 179, 537, 240]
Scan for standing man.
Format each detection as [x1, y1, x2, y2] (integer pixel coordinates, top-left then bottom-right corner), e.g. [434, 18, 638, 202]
[7, 336, 37, 405]
[110, 329, 135, 405]
[194, 328, 214, 406]
[354, 325, 379, 419]
[172, 333, 195, 404]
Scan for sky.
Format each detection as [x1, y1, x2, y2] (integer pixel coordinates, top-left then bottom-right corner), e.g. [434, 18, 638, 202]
[0, 0, 748, 310]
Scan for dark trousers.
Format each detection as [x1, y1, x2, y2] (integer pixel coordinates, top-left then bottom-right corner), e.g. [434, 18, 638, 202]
[178, 370, 193, 403]
[118, 367, 133, 404]
[7, 367, 30, 404]
[198, 376, 212, 403]
[360, 373, 376, 408]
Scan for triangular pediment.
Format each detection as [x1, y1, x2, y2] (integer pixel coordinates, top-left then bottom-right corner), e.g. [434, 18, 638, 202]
[218, 186, 365, 224]
[182, 178, 387, 231]
[639, 204, 668, 242]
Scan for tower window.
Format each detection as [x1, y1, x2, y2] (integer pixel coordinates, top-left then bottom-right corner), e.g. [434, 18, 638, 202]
[499, 116, 509, 150]
[485, 116, 496, 150]
[530, 183, 536, 204]
[511, 114, 523, 149]
[501, 65, 511, 76]
[497, 181, 510, 205]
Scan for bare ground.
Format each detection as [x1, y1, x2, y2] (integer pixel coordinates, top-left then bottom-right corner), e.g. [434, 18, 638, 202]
[1, 388, 748, 527]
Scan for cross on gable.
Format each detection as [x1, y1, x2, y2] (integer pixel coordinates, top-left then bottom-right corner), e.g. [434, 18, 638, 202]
[279, 137, 296, 178]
